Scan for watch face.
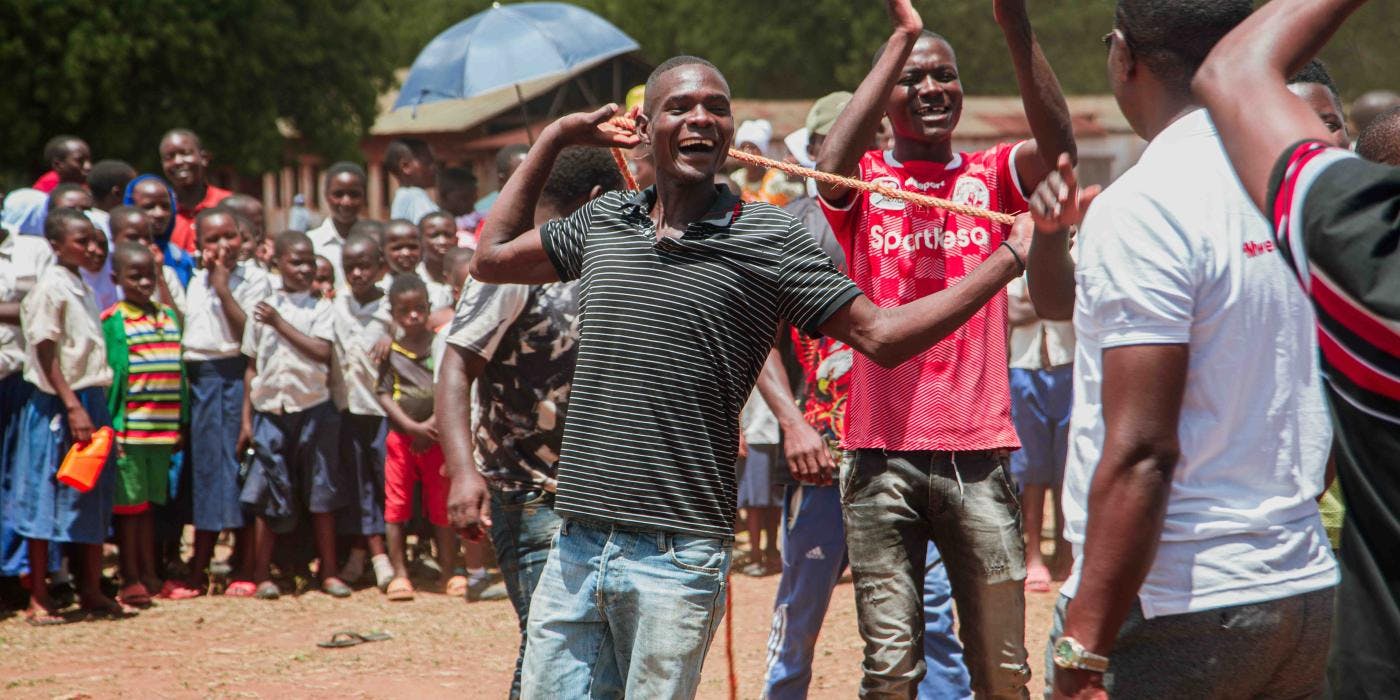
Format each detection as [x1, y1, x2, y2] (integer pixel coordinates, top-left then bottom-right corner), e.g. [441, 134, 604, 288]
[1053, 639, 1077, 667]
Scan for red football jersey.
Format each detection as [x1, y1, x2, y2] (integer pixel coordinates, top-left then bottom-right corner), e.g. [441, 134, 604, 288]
[821, 145, 1027, 451]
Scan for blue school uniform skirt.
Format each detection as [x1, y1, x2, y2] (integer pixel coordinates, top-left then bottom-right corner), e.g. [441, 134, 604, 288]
[0, 373, 36, 575]
[189, 357, 248, 532]
[6, 387, 116, 545]
[335, 412, 386, 537]
[239, 401, 344, 534]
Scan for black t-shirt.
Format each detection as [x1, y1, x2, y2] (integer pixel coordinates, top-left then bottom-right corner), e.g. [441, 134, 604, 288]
[540, 186, 861, 539]
[1267, 140, 1400, 692]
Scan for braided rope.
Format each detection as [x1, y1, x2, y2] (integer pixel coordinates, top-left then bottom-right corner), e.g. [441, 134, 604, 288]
[604, 115, 1016, 225]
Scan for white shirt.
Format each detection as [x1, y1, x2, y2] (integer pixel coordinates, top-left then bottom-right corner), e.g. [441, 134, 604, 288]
[391, 186, 439, 224]
[306, 218, 346, 290]
[741, 387, 780, 445]
[1061, 110, 1337, 618]
[0, 233, 53, 380]
[242, 289, 334, 414]
[417, 262, 456, 311]
[1007, 275, 1074, 370]
[330, 291, 391, 415]
[183, 261, 273, 361]
[21, 266, 112, 393]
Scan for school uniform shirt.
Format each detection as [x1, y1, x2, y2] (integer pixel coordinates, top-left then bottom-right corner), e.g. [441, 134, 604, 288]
[241, 289, 334, 414]
[1060, 109, 1337, 618]
[329, 292, 391, 415]
[390, 186, 439, 224]
[1006, 275, 1074, 371]
[820, 145, 1028, 452]
[306, 217, 346, 290]
[416, 262, 456, 310]
[0, 262, 23, 379]
[183, 261, 273, 361]
[538, 185, 861, 540]
[20, 266, 112, 393]
[170, 184, 231, 252]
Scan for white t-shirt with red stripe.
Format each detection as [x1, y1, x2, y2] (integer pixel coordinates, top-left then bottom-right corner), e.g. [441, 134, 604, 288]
[820, 144, 1027, 451]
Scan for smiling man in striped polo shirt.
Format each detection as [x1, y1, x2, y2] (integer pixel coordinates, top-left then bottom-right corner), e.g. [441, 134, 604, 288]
[468, 54, 1037, 699]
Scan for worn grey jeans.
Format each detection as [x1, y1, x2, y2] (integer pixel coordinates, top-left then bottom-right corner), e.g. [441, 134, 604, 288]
[842, 449, 1030, 699]
[1044, 588, 1334, 699]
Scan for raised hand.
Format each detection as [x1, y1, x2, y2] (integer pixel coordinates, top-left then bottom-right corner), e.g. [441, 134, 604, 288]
[252, 301, 281, 326]
[887, 0, 924, 34]
[993, 0, 1028, 25]
[1028, 153, 1101, 235]
[551, 104, 642, 150]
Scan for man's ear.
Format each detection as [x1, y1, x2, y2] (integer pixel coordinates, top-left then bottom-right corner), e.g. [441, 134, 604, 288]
[636, 114, 651, 146]
[587, 185, 604, 201]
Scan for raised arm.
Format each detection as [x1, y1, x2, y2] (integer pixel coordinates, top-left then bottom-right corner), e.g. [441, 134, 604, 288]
[1026, 155, 1099, 321]
[815, 0, 923, 206]
[996, 0, 1078, 189]
[471, 105, 639, 285]
[1192, 0, 1367, 211]
[821, 217, 1028, 367]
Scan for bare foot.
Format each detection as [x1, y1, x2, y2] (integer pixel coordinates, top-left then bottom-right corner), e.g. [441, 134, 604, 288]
[1024, 561, 1052, 593]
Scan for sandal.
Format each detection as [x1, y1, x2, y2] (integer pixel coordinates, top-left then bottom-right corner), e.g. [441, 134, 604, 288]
[321, 578, 353, 599]
[224, 580, 258, 598]
[159, 579, 206, 600]
[254, 581, 281, 600]
[443, 575, 468, 598]
[386, 577, 415, 602]
[1024, 564, 1053, 594]
[117, 583, 153, 609]
[317, 629, 394, 649]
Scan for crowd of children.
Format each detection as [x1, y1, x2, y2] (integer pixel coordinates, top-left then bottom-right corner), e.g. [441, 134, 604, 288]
[0, 130, 504, 624]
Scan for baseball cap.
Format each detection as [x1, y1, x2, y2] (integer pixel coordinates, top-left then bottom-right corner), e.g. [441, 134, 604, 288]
[805, 91, 854, 136]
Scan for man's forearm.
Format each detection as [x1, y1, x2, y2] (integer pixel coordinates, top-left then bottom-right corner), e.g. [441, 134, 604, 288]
[476, 131, 565, 266]
[1193, 0, 1365, 210]
[436, 346, 482, 483]
[827, 246, 1021, 368]
[1027, 229, 1075, 321]
[999, 3, 1076, 169]
[1062, 448, 1177, 654]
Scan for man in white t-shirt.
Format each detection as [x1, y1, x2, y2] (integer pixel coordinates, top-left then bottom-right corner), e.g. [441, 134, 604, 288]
[384, 138, 439, 224]
[1025, 1, 1336, 698]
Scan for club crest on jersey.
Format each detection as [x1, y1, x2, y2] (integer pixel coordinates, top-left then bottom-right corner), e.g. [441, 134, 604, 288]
[869, 176, 908, 211]
[951, 176, 990, 210]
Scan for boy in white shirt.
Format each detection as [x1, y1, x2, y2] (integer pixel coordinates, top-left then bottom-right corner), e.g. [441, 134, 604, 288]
[385, 139, 439, 224]
[167, 208, 271, 600]
[238, 230, 350, 600]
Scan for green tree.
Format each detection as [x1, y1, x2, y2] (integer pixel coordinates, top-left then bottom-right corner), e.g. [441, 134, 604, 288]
[0, 0, 398, 187]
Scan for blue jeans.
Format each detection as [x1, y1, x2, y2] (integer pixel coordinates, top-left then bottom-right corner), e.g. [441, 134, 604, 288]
[521, 518, 732, 699]
[763, 484, 971, 700]
[489, 488, 563, 700]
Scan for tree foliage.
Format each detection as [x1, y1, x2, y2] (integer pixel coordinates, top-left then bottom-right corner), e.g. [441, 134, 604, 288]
[0, 0, 397, 185]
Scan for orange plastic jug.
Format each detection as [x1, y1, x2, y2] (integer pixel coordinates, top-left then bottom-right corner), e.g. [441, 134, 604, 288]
[57, 426, 115, 493]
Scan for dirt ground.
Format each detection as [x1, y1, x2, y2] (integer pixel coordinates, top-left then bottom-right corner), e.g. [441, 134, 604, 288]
[0, 551, 1060, 700]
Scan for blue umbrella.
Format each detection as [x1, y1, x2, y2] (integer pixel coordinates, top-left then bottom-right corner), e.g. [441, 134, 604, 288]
[393, 1, 639, 124]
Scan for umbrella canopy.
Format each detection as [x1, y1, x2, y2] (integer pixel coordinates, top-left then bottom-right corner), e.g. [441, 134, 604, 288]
[391, 1, 639, 111]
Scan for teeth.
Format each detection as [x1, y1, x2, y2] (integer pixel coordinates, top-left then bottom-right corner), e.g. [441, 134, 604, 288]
[679, 138, 714, 148]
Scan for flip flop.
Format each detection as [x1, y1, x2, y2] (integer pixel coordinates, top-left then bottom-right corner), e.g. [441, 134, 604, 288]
[24, 610, 73, 627]
[386, 577, 415, 602]
[254, 581, 281, 600]
[1024, 566, 1053, 593]
[317, 631, 365, 649]
[159, 580, 206, 600]
[358, 630, 393, 642]
[321, 578, 353, 599]
[443, 575, 468, 598]
[224, 580, 258, 598]
[117, 583, 153, 609]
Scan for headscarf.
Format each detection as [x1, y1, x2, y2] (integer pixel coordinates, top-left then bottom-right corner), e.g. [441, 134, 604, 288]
[2, 188, 50, 236]
[123, 174, 194, 287]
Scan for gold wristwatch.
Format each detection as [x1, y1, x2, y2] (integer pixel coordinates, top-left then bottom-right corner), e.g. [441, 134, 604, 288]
[1052, 636, 1110, 673]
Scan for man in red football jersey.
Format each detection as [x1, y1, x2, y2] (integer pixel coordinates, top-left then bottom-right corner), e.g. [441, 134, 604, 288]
[816, 0, 1076, 696]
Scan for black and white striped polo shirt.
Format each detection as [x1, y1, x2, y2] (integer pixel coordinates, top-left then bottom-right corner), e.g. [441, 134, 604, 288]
[540, 186, 862, 539]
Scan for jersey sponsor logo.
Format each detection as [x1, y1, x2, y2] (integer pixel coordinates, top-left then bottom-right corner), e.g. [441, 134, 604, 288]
[903, 176, 946, 192]
[869, 175, 908, 211]
[868, 223, 991, 255]
[952, 176, 991, 210]
[1242, 240, 1277, 258]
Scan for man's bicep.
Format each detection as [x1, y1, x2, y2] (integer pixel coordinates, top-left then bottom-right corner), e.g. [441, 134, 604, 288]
[478, 229, 561, 284]
[1101, 344, 1189, 447]
[1205, 80, 1331, 213]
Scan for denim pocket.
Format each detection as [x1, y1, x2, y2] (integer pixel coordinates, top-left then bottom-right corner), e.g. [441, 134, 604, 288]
[667, 534, 726, 574]
[992, 454, 1022, 514]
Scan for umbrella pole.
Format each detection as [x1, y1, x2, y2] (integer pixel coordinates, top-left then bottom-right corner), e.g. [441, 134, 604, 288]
[515, 84, 535, 145]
